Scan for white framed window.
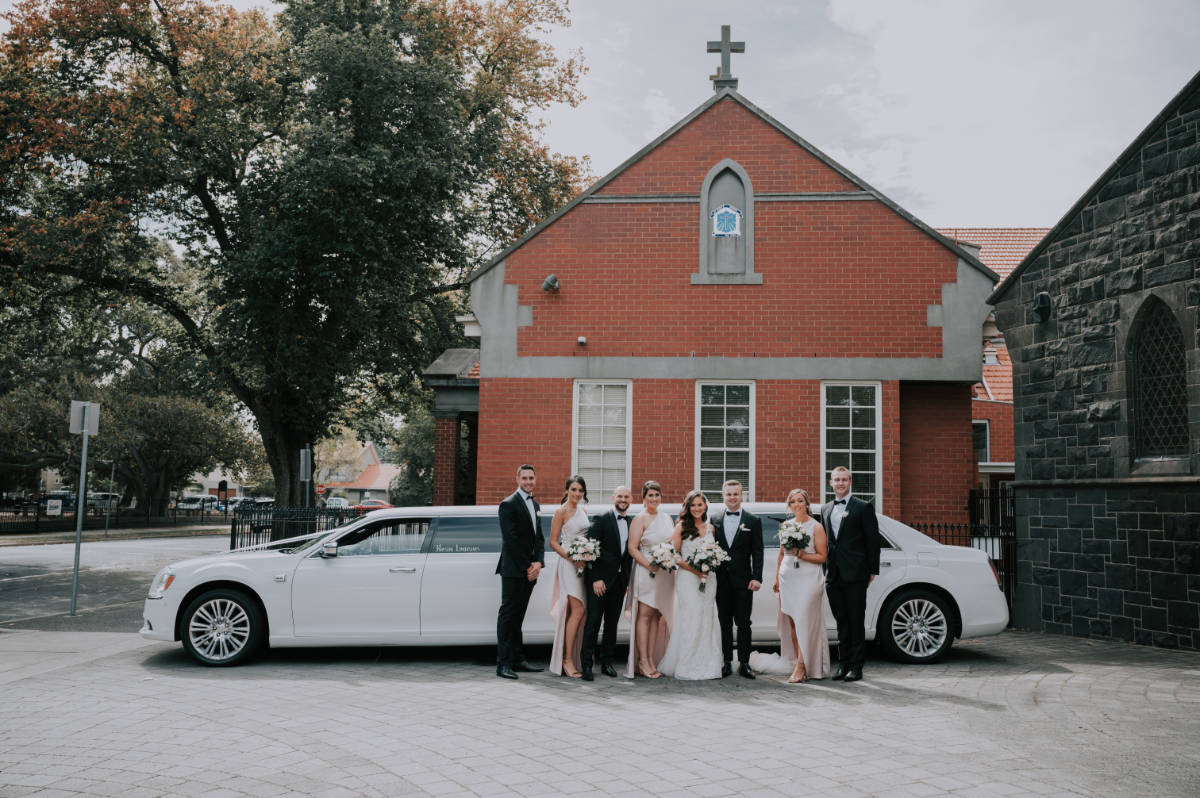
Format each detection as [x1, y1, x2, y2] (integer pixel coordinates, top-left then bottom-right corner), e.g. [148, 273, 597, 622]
[820, 382, 882, 508]
[695, 382, 755, 502]
[572, 381, 631, 496]
[972, 420, 990, 463]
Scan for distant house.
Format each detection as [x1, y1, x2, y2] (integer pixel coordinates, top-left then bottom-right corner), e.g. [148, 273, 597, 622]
[938, 228, 1051, 491]
[321, 442, 401, 505]
[991, 70, 1200, 650]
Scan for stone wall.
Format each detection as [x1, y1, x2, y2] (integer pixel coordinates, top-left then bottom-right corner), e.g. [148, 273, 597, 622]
[994, 74, 1200, 650]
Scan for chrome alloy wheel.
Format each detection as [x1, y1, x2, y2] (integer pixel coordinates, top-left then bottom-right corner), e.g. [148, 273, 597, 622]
[890, 596, 949, 659]
[188, 598, 251, 662]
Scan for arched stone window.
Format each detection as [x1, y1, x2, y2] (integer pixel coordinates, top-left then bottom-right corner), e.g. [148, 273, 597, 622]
[1128, 296, 1189, 458]
[693, 159, 761, 284]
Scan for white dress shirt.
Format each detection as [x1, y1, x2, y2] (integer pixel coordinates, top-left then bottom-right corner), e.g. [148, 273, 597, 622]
[517, 489, 537, 528]
[614, 510, 629, 560]
[829, 494, 850, 538]
[722, 508, 742, 547]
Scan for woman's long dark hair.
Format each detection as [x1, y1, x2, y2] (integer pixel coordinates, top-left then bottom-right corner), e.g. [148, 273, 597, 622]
[679, 489, 708, 539]
[561, 475, 589, 504]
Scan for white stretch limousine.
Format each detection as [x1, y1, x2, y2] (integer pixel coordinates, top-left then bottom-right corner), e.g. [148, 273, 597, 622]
[141, 502, 1009, 666]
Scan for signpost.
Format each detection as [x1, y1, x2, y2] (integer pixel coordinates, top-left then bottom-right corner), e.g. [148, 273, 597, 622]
[68, 401, 99, 617]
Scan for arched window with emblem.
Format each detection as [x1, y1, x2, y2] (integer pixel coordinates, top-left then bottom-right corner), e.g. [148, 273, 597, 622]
[1128, 296, 1189, 459]
[693, 159, 761, 284]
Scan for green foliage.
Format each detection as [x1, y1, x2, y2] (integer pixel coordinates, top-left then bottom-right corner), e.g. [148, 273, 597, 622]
[1, 0, 588, 505]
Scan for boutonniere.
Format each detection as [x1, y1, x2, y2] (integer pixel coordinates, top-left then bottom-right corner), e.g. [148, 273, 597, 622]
[738, 523, 749, 533]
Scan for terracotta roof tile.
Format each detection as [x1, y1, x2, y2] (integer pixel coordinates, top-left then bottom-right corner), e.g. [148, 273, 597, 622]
[936, 228, 1049, 282]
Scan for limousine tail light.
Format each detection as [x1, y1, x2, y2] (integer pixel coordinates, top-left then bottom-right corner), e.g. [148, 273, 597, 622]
[148, 569, 175, 599]
[988, 558, 1001, 587]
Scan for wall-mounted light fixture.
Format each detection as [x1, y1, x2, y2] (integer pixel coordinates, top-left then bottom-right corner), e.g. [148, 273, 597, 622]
[541, 274, 559, 292]
[577, 336, 587, 346]
[1031, 291, 1052, 323]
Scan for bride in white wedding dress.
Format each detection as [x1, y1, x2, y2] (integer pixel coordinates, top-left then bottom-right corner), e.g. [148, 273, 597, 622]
[657, 489, 724, 680]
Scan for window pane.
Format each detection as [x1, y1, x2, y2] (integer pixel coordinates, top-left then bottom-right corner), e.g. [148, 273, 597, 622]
[701, 384, 725, 405]
[726, 407, 750, 429]
[577, 426, 602, 447]
[851, 453, 875, 474]
[602, 425, 625, 446]
[700, 450, 724, 470]
[602, 385, 627, 404]
[700, 406, 725, 427]
[603, 406, 627, 425]
[827, 429, 850, 450]
[826, 386, 850, 406]
[726, 428, 749, 448]
[578, 406, 603, 426]
[725, 451, 749, 470]
[851, 408, 874, 429]
[851, 430, 874, 450]
[727, 385, 750, 405]
[602, 450, 625, 470]
[700, 428, 724, 448]
[850, 386, 875, 407]
[852, 473, 874, 495]
[826, 453, 848, 471]
[700, 472, 724, 491]
[578, 384, 601, 404]
[728, 471, 750, 486]
[826, 408, 850, 428]
[577, 450, 602, 469]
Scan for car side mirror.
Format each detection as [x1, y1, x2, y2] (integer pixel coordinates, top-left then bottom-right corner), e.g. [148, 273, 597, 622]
[320, 542, 338, 559]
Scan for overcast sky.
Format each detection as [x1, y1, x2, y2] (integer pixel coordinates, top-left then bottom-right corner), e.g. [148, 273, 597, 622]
[5, 0, 1198, 227]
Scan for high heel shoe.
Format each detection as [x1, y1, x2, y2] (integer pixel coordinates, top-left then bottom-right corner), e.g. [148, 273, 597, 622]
[787, 668, 807, 684]
[636, 660, 662, 679]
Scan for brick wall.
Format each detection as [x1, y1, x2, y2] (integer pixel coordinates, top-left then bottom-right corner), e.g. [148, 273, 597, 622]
[475, 378, 574, 503]
[899, 382, 974, 525]
[506, 201, 956, 359]
[971, 398, 1015, 464]
[432, 416, 460, 506]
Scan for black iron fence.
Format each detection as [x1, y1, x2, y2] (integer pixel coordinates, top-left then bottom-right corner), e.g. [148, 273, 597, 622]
[0, 500, 227, 535]
[908, 485, 1016, 613]
[229, 506, 366, 549]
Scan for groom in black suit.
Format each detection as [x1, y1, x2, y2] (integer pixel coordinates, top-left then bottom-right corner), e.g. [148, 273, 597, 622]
[579, 486, 633, 681]
[822, 465, 881, 682]
[495, 464, 545, 680]
[712, 479, 763, 679]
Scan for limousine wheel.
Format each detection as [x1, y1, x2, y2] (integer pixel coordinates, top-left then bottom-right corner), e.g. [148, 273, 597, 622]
[181, 588, 263, 666]
[878, 588, 953, 664]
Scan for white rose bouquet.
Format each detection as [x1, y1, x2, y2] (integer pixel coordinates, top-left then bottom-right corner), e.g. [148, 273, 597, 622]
[646, 541, 680, 577]
[685, 538, 730, 592]
[565, 535, 600, 577]
[777, 520, 812, 567]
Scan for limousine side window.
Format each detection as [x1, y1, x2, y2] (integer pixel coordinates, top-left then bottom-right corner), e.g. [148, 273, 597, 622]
[336, 518, 431, 556]
[431, 515, 560, 554]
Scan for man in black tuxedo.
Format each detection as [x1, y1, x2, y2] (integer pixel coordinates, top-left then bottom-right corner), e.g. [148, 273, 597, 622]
[579, 485, 633, 681]
[712, 480, 763, 679]
[822, 465, 881, 682]
[495, 464, 545, 679]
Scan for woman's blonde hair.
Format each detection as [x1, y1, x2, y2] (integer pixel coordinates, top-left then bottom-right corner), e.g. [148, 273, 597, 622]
[785, 488, 811, 510]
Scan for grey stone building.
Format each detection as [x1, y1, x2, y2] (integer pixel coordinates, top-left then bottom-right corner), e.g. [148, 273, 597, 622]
[990, 70, 1200, 649]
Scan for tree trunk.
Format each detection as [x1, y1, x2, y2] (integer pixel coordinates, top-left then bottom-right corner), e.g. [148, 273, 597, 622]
[254, 405, 311, 507]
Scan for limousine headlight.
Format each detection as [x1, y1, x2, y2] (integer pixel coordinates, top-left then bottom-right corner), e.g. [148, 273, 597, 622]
[148, 568, 175, 599]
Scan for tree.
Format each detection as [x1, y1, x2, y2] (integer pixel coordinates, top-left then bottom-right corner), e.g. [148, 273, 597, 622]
[1, 0, 588, 504]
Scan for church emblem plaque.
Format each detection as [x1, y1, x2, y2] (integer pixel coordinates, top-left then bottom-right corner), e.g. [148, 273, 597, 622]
[711, 203, 742, 237]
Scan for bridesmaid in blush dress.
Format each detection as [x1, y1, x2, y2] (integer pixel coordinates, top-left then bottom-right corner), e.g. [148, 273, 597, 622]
[773, 488, 831, 683]
[624, 480, 675, 678]
[549, 475, 590, 678]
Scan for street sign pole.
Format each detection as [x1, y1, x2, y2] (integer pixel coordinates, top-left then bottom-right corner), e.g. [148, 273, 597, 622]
[70, 403, 90, 616]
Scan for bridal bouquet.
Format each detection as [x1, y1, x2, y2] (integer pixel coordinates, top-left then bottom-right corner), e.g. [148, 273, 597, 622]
[685, 539, 730, 592]
[777, 521, 812, 567]
[565, 536, 600, 577]
[646, 541, 680, 577]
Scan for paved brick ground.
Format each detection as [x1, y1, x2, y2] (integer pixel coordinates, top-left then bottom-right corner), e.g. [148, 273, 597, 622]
[1, 630, 1197, 797]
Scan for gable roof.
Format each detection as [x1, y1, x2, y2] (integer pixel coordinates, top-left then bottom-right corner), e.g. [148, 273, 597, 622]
[936, 228, 1050, 284]
[990, 69, 1200, 304]
[469, 89, 996, 284]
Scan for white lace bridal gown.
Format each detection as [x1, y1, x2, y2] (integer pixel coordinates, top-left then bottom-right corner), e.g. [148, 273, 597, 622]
[657, 530, 724, 680]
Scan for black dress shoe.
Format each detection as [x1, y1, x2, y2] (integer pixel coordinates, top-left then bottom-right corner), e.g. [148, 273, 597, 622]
[738, 662, 756, 679]
[844, 668, 863, 682]
[513, 661, 543, 673]
[601, 663, 618, 678]
[721, 662, 733, 678]
[831, 665, 847, 681]
[581, 667, 594, 681]
[496, 665, 518, 680]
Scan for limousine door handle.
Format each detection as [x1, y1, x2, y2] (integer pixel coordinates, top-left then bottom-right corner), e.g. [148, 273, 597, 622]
[880, 561, 891, 568]
[389, 566, 417, 573]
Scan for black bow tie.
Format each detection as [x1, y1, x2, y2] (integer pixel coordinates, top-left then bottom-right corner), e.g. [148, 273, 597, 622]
[617, 515, 627, 522]
[833, 499, 846, 506]
[726, 511, 740, 517]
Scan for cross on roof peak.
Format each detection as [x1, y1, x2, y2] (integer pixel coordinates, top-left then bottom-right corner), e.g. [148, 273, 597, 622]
[707, 24, 744, 92]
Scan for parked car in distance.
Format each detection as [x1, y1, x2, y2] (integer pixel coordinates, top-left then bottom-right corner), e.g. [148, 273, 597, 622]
[324, 497, 350, 509]
[87, 492, 121, 514]
[141, 502, 1009, 667]
[350, 498, 392, 511]
[176, 495, 218, 511]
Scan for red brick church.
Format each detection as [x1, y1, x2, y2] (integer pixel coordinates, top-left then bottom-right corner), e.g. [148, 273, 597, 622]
[427, 29, 998, 522]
